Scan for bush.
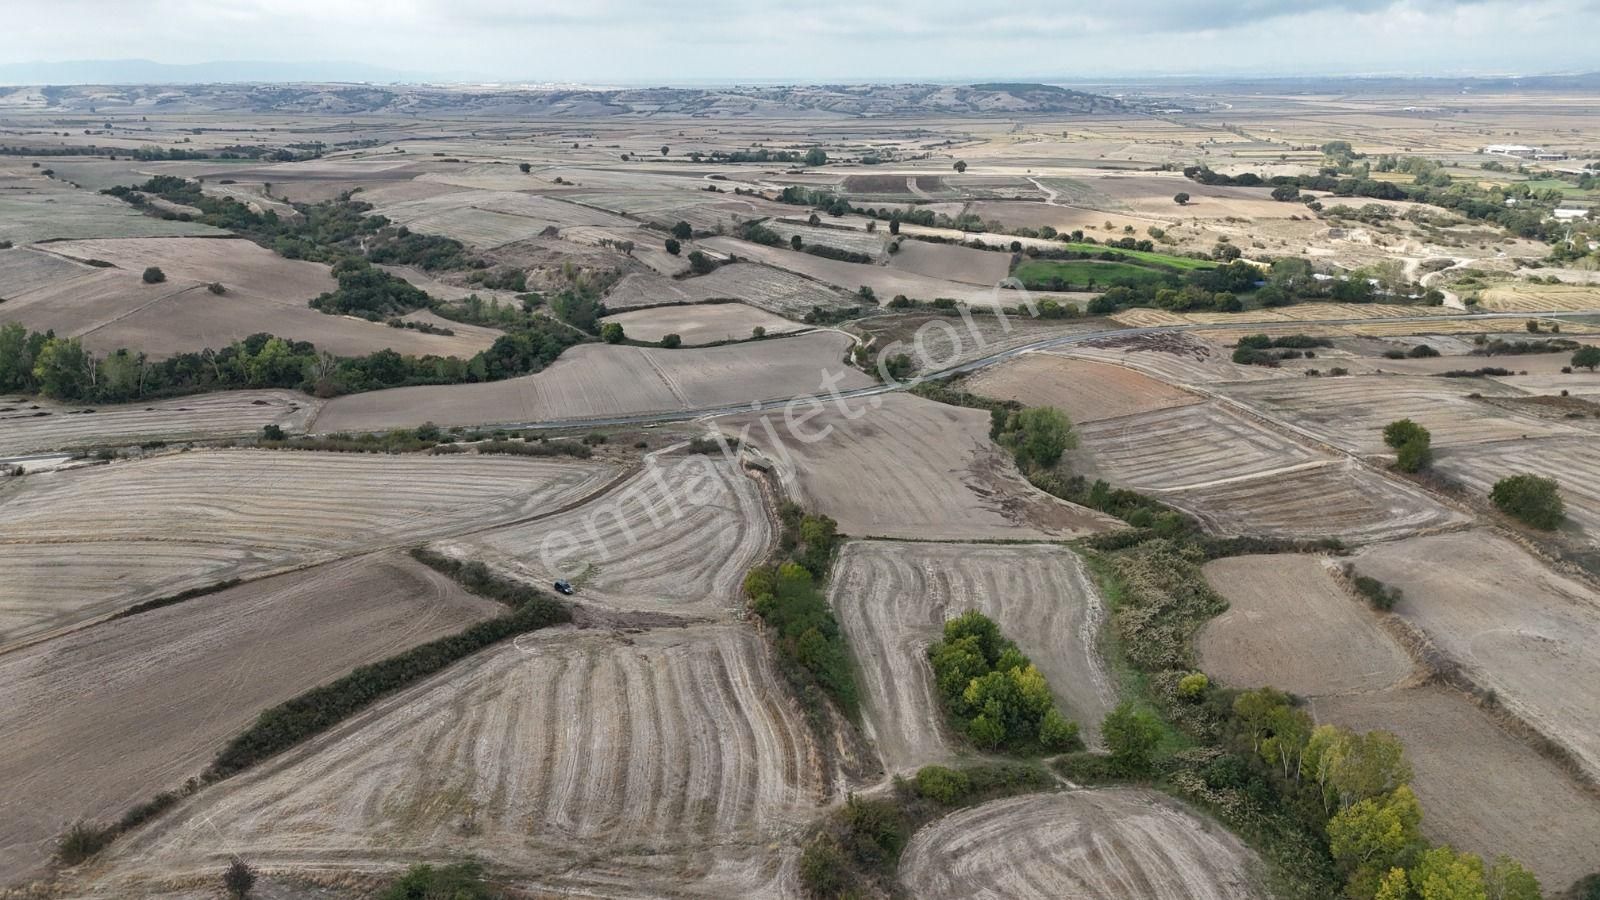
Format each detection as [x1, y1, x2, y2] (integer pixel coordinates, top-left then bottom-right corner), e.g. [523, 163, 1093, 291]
[1350, 572, 1403, 610]
[660, 332, 682, 348]
[600, 322, 625, 343]
[207, 281, 227, 295]
[1039, 708, 1083, 752]
[994, 406, 1076, 470]
[913, 765, 971, 804]
[925, 610, 1079, 754]
[1490, 474, 1565, 530]
[1178, 672, 1210, 700]
[57, 820, 117, 864]
[664, 237, 681, 255]
[1395, 437, 1432, 473]
[141, 266, 166, 284]
[379, 862, 498, 900]
[1101, 701, 1164, 776]
[798, 834, 853, 896]
[223, 856, 257, 898]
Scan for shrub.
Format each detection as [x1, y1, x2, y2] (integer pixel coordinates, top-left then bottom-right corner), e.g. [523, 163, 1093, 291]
[664, 237, 681, 255]
[1490, 474, 1565, 530]
[1177, 672, 1210, 700]
[660, 332, 682, 348]
[1574, 346, 1600, 372]
[223, 856, 257, 899]
[798, 834, 852, 896]
[1039, 708, 1083, 752]
[913, 765, 971, 804]
[379, 862, 497, 900]
[1395, 437, 1432, 473]
[1350, 572, 1403, 610]
[142, 266, 166, 284]
[56, 820, 116, 864]
[261, 423, 286, 441]
[600, 322, 625, 343]
[1101, 701, 1164, 776]
[994, 406, 1076, 470]
[207, 281, 227, 294]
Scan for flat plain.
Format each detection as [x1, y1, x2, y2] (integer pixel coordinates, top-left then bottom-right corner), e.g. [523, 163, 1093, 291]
[0, 390, 317, 456]
[598, 302, 805, 344]
[965, 353, 1201, 423]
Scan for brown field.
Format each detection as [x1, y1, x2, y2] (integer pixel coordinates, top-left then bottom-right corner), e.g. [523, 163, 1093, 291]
[372, 190, 636, 248]
[1060, 337, 1295, 385]
[599, 303, 804, 345]
[313, 330, 868, 432]
[0, 552, 501, 883]
[1353, 529, 1600, 781]
[2, 238, 497, 359]
[0, 450, 615, 649]
[93, 626, 828, 898]
[434, 455, 769, 621]
[885, 240, 1011, 286]
[966, 354, 1201, 423]
[768, 220, 888, 258]
[830, 540, 1116, 772]
[0, 245, 87, 295]
[1075, 401, 1323, 490]
[1432, 437, 1600, 536]
[0, 390, 316, 456]
[1161, 459, 1467, 543]
[723, 393, 1118, 541]
[1198, 555, 1414, 697]
[899, 788, 1266, 900]
[853, 313, 1102, 377]
[603, 264, 854, 317]
[1311, 687, 1600, 892]
[0, 169, 221, 244]
[1216, 375, 1581, 454]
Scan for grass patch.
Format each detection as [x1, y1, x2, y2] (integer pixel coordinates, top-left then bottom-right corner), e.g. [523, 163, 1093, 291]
[1057, 242, 1218, 270]
[1013, 258, 1172, 290]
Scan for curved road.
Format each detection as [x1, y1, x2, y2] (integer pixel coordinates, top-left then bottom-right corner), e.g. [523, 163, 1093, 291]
[386, 307, 1600, 435]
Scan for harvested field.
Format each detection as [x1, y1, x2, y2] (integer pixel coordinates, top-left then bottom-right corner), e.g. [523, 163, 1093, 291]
[435, 455, 769, 620]
[94, 626, 828, 897]
[1353, 529, 1600, 780]
[853, 313, 1102, 376]
[1478, 281, 1600, 313]
[3, 238, 497, 359]
[830, 541, 1116, 771]
[312, 330, 869, 432]
[768, 220, 887, 258]
[0, 245, 88, 296]
[1433, 437, 1600, 536]
[967, 354, 1200, 423]
[1075, 402, 1325, 490]
[1059, 336, 1293, 385]
[373, 190, 635, 248]
[0, 389, 316, 456]
[1216, 375, 1580, 453]
[1160, 459, 1467, 543]
[723, 393, 1118, 541]
[899, 788, 1266, 900]
[603, 264, 854, 317]
[0, 552, 502, 883]
[0, 450, 615, 648]
[887, 240, 1011, 286]
[599, 303, 803, 345]
[1312, 687, 1600, 892]
[1198, 555, 1413, 697]
[0, 170, 220, 244]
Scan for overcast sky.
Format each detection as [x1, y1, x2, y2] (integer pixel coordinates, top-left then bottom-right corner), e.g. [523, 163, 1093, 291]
[4, 0, 1598, 83]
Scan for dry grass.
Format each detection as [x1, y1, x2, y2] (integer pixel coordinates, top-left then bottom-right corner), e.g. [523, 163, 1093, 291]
[966, 354, 1201, 423]
[0, 390, 316, 456]
[599, 303, 804, 345]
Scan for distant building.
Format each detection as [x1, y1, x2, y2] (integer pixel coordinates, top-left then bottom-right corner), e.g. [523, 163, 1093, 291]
[1553, 207, 1590, 220]
[1483, 144, 1569, 161]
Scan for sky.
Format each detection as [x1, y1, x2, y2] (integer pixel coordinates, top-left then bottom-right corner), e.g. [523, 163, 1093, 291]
[2, 0, 1597, 84]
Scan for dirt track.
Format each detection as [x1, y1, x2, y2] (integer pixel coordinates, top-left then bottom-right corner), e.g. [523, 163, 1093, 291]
[0, 552, 501, 885]
[89, 626, 829, 898]
[898, 788, 1266, 899]
[830, 540, 1117, 771]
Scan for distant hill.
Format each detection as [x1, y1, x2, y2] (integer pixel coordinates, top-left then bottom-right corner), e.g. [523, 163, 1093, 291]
[0, 59, 425, 86]
[0, 80, 1127, 118]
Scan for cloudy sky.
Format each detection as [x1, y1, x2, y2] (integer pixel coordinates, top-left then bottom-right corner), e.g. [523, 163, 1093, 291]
[3, 0, 1597, 83]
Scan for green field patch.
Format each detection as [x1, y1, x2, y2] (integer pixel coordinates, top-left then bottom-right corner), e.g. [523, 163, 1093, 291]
[1058, 243, 1217, 270]
[1014, 259, 1174, 290]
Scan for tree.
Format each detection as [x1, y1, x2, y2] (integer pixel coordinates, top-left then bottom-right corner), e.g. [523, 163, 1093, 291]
[889, 217, 900, 235]
[1102, 701, 1162, 776]
[790, 234, 804, 250]
[664, 237, 681, 256]
[1174, 192, 1191, 206]
[1328, 786, 1423, 877]
[660, 145, 669, 156]
[808, 212, 821, 227]
[31, 337, 91, 400]
[142, 266, 166, 284]
[600, 322, 625, 344]
[1572, 346, 1600, 372]
[1410, 847, 1487, 900]
[996, 406, 1076, 470]
[671, 221, 693, 241]
[1484, 857, 1541, 900]
[660, 333, 682, 349]
[0, 321, 38, 392]
[687, 250, 716, 275]
[222, 857, 256, 899]
[954, 160, 968, 173]
[1039, 708, 1082, 752]
[518, 162, 531, 173]
[1396, 438, 1432, 473]
[751, 325, 766, 339]
[261, 423, 286, 441]
[804, 148, 828, 167]
[1490, 474, 1565, 530]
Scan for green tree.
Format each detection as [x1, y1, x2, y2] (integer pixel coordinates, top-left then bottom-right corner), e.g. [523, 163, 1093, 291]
[1410, 847, 1487, 900]
[31, 336, 91, 400]
[1102, 701, 1163, 776]
[142, 266, 166, 284]
[1383, 419, 1429, 450]
[751, 325, 766, 339]
[518, 162, 531, 173]
[1039, 708, 1082, 752]
[600, 322, 625, 344]
[664, 237, 681, 255]
[1490, 474, 1565, 530]
[997, 407, 1076, 470]
[1572, 346, 1600, 372]
[1327, 786, 1423, 878]
[660, 333, 682, 349]
[1375, 867, 1412, 900]
[1484, 857, 1541, 900]
[672, 221, 693, 241]
[954, 160, 967, 173]
[1174, 192, 1190, 205]
[1396, 438, 1433, 473]
[0, 321, 38, 391]
[222, 857, 256, 899]
[914, 765, 971, 804]
[790, 234, 803, 250]
[803, 148, 828, 167]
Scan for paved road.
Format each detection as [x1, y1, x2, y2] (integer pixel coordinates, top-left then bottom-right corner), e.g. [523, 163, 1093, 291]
[376, 307, 1600, 435]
